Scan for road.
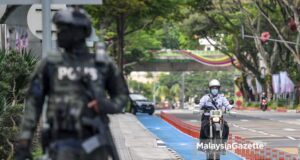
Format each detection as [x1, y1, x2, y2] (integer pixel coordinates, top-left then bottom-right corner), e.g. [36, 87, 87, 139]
[162, 110, 300, 154]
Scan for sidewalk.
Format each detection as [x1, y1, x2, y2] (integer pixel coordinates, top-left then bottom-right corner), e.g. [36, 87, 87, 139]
[108, 113, 180, 160]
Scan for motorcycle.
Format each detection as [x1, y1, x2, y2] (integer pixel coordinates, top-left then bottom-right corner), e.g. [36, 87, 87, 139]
[260, 99, 267, 111]
[197, 106, 225, 160]
[196, 100, 234, 160]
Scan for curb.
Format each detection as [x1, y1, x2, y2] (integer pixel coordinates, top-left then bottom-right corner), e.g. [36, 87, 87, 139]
[234, 107, 300, 113]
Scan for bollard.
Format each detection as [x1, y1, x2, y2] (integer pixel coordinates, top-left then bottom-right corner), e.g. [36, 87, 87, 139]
[259, 148, 265, 159]
[254, 149, 259, 159]
[240, 138, 246, 157]
[293, 155, 298, 160]
[272, 149, 277, 160]
[278, 151, 284, 160]
[250, 150, 255, 159]
[228, 134, 232, 144]
[265, 147, 271, 160]
[285, 154, 291, 160]
[235, 136, 241, 155]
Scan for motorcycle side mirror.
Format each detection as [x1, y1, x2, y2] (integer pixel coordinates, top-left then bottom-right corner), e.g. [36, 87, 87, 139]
[194, 99, 200, 104]
[229, 99, 234, 105]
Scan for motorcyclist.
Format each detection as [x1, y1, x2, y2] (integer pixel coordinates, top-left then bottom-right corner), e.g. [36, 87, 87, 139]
[260, 92, 268, 111]
[198, 79, 233, 143]
[15, 7, 129, 160]
[261, 92, 267, 100]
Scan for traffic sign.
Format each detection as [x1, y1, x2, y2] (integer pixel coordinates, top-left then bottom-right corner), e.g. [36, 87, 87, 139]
[0, 0, 102, 5]
[27, 4, 66, 40]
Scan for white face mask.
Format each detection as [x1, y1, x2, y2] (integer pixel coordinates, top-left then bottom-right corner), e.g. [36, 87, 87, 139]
[211, 89, 219, 96]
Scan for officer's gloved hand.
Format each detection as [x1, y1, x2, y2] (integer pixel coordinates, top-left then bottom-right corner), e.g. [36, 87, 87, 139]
[15, 140, 32, 160]
[88, 99, 99, 113]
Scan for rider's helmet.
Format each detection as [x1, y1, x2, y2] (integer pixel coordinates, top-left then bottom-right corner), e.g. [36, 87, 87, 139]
[209, 79, 221, 96]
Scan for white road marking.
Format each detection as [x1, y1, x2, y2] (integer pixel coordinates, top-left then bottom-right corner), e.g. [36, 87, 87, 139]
[257, 131, 269, 135]
[269, 134, 276, 137]
[240, 119, 249, 122]
[286, 136, 296, 140]
[248, 129, 257, 132]
[232, 124, 239, 127]
[156, 139, 166, 147]
[189, 120, 198, 122]
[283, 128, 296, 131]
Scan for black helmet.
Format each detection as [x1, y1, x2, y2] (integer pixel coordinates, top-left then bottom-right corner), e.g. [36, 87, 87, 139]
[53, 8, 92, 38]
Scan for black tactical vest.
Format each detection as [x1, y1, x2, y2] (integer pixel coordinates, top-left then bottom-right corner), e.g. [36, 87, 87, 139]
[45, 52, 110, 138]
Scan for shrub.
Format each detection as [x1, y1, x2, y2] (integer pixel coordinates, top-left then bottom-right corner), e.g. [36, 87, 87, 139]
[0, 50, 38, 159]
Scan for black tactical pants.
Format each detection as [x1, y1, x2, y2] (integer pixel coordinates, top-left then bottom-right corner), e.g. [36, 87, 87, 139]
[49, 139, 109, 160]
[199, 115, 229, 142]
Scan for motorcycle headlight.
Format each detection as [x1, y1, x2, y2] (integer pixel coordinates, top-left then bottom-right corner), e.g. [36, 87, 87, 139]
[212, 117, 220, 122]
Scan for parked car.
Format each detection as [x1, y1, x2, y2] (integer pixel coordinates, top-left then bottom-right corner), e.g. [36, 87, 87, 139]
[129, 93, 155, 115]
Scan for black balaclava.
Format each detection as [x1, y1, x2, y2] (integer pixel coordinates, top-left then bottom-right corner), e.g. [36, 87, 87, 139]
[56, 24, 87, 55]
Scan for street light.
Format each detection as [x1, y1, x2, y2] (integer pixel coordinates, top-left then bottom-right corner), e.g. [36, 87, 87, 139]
[180, 72, 185, 108]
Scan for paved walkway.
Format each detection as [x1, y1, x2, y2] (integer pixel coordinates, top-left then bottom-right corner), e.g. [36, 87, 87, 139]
[108, 113, 179, 160]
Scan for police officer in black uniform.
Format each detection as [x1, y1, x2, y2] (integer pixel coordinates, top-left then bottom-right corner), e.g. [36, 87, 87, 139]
[15, 7, 128, 160]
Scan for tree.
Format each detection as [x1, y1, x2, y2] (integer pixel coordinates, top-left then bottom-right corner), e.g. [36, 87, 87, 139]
[157, 71, 235, 101]
[86, 0, 184, 73]
[157, 85, 169, 102]
[170, 83, 181, 102]
[182, 0, 297, 99]
[182, 1, 261, 99]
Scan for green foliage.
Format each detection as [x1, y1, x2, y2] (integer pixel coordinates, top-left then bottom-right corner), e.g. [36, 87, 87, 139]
[0, 50, 38, 107]
[86, 0, 189, 70]
[268, 100, 277, 110]
[158, 71, 235, 101]
[125, 30, 161, 51]
[0, 50, 38, 159]
[170, 83, 181, 101]
[0, 104, 23, 160]
[128, 80, 153, 100]
[157, 85, 170, 101]
[277, 98, 288, 107]
[32, 145, 43, 158]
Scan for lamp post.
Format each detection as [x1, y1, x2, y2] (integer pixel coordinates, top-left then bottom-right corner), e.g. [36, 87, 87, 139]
[180, 72, 185, 108]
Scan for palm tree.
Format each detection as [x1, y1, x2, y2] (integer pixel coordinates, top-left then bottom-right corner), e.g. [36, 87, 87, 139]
[157, 85, 169, 102]
[170, 83, 181, 102]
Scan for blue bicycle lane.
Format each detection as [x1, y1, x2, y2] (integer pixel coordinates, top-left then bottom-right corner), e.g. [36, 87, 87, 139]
[137, 114, 244, 160]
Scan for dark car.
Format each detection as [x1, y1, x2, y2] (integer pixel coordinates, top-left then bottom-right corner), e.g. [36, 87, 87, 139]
[129, 93, 155, 115]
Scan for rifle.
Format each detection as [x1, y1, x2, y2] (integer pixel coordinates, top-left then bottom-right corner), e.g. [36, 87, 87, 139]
[79, 74, 120, 160]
